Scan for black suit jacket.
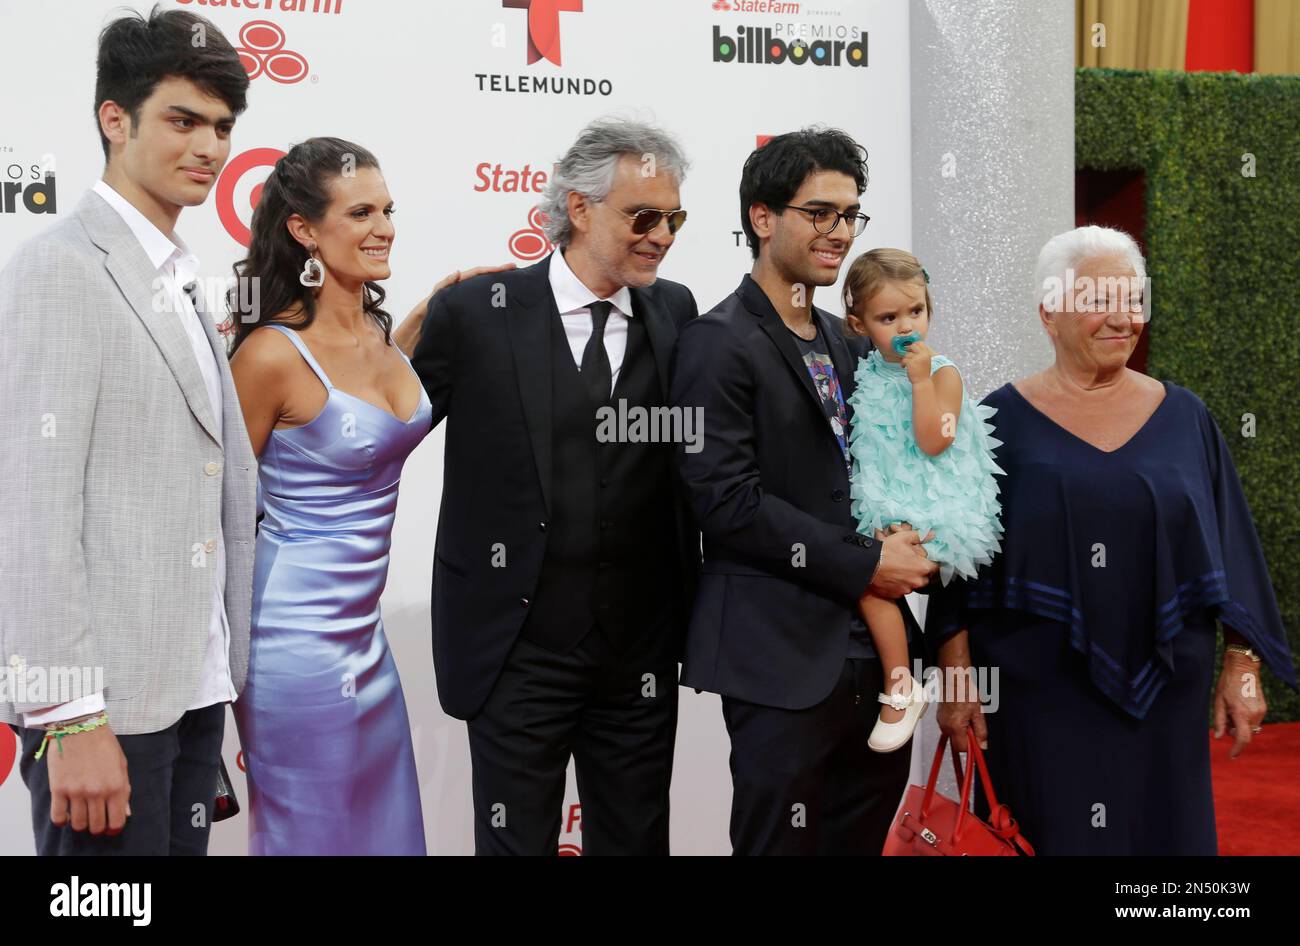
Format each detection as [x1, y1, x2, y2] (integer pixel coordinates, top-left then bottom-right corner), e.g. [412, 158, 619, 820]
[411, 253, 702, 720]
[670, 274, 918, 711]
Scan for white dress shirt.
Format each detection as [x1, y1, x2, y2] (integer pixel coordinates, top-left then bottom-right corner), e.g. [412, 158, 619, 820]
[22, 180, 237, 726]
[548, 248, 635, 396]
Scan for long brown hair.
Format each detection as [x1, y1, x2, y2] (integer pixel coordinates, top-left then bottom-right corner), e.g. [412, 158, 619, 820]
[226, 137, 392, 355]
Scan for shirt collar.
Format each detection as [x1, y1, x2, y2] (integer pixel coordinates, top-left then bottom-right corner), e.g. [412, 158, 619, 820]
[92, 179, 198, 278]
[548, 247, 634, 318]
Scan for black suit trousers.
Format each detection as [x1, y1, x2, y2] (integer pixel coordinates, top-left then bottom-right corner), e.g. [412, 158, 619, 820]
[467, 624, 678, 856]
[721, 655, 913, 856]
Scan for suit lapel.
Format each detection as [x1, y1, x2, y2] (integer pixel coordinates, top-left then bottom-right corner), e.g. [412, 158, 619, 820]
[505, 257, 557, 515]
[741, 275, 856, 453]
[821, 310, 859, 407]
[82, 193, 222, 447]
[192, 290, 236, 448]
[629, 284, 676, 398]
[741, 276, 823, 418]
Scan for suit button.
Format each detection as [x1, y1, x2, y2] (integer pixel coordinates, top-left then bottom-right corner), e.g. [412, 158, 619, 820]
[600, 519, 613, 529]
[204, 539, 217, 553]
[538, 521, 548, 532]
[520, 597, 530, 608]
[599, 562, 611, 570]
[600, 478, 609, 488]
[831, 488, 845, 502]
[204, 461, 221, 476]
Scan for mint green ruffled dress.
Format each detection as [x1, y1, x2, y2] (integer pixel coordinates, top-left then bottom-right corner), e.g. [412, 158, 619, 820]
[847, 350, 1005, 585]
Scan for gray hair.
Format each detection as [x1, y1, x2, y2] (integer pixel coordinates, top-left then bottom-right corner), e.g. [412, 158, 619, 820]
[540, 118, 690, 248]
[1034, 225, 1147, 312]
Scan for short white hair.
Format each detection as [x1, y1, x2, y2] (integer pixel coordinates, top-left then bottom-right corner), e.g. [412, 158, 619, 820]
[539, 118, 689, 248]
[1034, 225, 1146, 311]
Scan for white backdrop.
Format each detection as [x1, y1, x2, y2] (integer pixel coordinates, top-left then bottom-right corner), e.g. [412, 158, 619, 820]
[0, 0, 913, 855]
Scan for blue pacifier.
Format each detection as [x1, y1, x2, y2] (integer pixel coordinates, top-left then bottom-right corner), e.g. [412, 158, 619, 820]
[891, 332, 922, 357]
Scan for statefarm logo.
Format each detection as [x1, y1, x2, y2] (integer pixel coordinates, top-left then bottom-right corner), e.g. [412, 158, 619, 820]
[477, 0, 612, 97]
[510, 207, 553, 262]
[0, 159, 56, 216]
[236, 20, 310, 84]
[215, 146, 286, 247]
[475, 160, 554, 262]
[713, 23, 868, 67]
[559, 802, 582, 855]
[712, 0, 803, 12]
[176, 0, 343, 14]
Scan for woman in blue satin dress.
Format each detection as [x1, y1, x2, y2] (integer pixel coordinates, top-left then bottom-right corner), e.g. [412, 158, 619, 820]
[225, 138, 506, 855]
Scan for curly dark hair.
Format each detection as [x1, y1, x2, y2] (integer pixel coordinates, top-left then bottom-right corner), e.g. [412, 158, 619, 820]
[95, 4, 249, 160]
[739, 127, 869, 260]
[227, 137, 392, 355]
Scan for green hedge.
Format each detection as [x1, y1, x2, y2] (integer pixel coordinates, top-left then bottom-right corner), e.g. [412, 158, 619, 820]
[1077, 67, 1300, 720]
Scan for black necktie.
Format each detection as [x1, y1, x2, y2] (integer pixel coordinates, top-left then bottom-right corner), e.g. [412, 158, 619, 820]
[580, 300, 613, 405]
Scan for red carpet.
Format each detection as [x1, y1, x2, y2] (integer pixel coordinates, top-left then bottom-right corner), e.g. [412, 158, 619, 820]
[1211, 721, 1300, 855]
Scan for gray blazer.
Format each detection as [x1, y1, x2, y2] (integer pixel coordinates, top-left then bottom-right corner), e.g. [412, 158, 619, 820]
[0, 191, 257, 735]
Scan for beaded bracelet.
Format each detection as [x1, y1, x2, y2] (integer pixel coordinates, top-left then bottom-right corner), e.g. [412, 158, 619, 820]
[34, 712, 110, 761]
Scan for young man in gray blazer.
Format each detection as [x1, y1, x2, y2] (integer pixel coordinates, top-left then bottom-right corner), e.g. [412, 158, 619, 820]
[0, 8, 255, 855]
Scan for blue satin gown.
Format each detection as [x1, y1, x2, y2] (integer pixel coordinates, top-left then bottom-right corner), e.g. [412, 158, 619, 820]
[234, 323, 431, 855]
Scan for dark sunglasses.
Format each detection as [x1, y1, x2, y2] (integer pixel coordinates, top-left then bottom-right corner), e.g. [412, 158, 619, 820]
[615, 206, 689, 235]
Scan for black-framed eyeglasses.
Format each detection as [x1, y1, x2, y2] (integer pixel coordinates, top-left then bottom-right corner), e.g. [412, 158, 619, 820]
[615, 207, 689, 235]
[779, 204, 870, 237]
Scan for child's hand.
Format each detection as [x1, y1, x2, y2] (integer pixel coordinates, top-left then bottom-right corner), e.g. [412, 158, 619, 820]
[900, 339, 935, 384]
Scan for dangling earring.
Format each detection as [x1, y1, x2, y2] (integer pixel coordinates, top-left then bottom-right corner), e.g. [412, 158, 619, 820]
[299, 244, 324, 288]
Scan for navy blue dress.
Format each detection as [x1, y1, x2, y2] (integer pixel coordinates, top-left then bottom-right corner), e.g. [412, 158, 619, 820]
[927, 380, 1296, 855]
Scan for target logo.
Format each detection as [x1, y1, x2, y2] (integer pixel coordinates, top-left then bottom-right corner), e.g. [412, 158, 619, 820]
[236, 21, 310, 84]
[509, 206, 553, 262]
[0, 725, 16, 788]
[215, 147, 286, 247]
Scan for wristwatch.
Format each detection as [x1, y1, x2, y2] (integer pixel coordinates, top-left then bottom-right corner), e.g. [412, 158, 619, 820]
[1225, 644, 1261, 662]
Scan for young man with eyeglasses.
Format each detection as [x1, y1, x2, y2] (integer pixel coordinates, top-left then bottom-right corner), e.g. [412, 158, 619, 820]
[411, 118, 700, 855]
[670, 128, 938, 855]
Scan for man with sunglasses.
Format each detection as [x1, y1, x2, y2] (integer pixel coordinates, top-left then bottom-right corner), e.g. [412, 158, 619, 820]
[670, 128, 938, 855]
[411, 118, 700, 855]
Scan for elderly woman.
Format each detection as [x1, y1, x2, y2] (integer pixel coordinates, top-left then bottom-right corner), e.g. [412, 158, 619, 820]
[929, 225, 1296, 855]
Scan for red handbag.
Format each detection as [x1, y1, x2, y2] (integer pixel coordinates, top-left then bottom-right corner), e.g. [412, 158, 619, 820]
[882, 725, 1035, 856]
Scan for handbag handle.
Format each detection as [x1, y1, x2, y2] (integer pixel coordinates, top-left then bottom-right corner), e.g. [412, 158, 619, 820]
[920, 724, 1002, 834]
[920, 727, 965, 818]
[914, 724, 1036, 855]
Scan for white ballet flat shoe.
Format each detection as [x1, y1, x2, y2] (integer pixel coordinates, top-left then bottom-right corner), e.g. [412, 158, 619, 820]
[868, 674, 929, 753]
